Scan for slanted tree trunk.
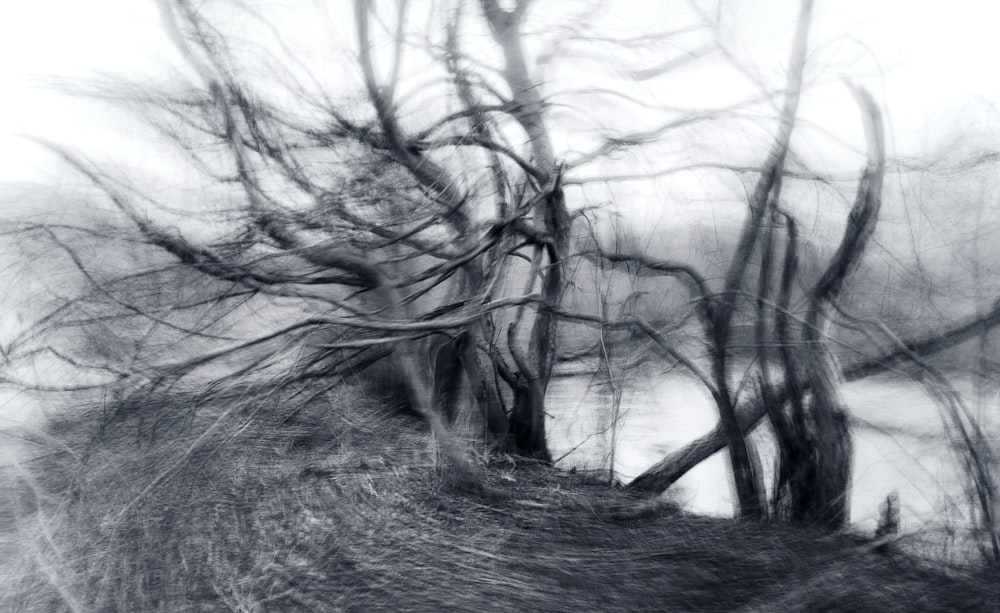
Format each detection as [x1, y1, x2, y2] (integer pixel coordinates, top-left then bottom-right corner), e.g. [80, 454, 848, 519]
[756, 196, 796, 521]
[770, 212, 814, 522]
[355, 0, 570, 461]
[778, 83, 885, 530]
[708, 321, 767, 519]
[480, 0, 569, 461]
[695, 0, 814, 520]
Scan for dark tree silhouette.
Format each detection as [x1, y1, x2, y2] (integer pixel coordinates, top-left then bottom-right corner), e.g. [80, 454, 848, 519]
[7, 0, 1000, 531]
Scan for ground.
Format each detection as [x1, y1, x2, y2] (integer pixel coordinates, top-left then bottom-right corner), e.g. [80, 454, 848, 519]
[1, 384, 998, 611]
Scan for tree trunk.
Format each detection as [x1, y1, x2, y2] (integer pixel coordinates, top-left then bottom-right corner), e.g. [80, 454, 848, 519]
[771, 212, 814, 522]
[694, 0, 813, 521]
[505, 321, 552, 461]
[458, 330, 511, 446]
[798, 316, 854, 529]
[628, 299, 1000, 495]
[710, 325, 766, 520]
[430, 335, 465, 424]
[783, 83, 884, 530]
[481, 0, 567, 461]
[509, 381, 550, 462]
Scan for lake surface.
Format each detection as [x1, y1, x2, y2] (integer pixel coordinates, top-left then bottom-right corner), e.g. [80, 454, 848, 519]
[548, 373, 1000, 537]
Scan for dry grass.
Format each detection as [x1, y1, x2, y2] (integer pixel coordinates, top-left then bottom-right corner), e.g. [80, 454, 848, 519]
[1, 382, 999, 612]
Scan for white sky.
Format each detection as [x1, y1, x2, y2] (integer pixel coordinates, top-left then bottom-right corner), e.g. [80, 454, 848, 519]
[2, 1, 1000, 185]
[0, 1, 170, 184]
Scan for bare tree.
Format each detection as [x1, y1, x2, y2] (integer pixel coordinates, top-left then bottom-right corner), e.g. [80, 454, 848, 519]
[13, 0, 1000, 535]
[2, 0, 727, 474]
[609, 1, 1000, 532]
[586, 0, 814, 521]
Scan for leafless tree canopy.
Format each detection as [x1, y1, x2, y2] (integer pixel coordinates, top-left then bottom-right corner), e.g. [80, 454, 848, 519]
[5, 0, 1000, 535]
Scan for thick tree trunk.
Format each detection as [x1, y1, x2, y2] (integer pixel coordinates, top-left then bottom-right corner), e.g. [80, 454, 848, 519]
[771, 213, 813, 521]
[798, 317, 854, 529]
[481, 0, 567, 461]
[509, 382, 550, 461]
[458, 330, 512, 445]
[430, 335, 465, 424]
[781, 83, 884, 530]
[504, 321, 552, 461]
[357, 0, 510, 459]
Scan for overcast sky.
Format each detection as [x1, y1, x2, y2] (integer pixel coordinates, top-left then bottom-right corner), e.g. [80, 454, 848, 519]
[2, 0, 999, 187]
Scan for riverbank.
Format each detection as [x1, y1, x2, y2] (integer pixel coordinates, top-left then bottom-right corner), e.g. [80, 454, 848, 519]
[548, 371, 998, 539]
[2, 384, 998, 611]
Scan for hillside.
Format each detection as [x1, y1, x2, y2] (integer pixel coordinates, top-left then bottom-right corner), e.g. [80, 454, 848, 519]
[2, 384, 998, 612]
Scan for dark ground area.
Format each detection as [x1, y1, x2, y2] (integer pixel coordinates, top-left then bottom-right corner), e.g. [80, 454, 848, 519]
[2, 384, 998, 611]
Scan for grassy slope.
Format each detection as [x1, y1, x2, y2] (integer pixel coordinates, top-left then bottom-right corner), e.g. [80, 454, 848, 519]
[2, 383, 998, 612]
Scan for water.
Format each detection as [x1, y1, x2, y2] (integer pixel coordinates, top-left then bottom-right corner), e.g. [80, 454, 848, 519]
[547, 373, 1000, 535]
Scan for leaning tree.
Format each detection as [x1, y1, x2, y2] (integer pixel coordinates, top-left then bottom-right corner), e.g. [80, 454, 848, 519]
[6, 0, 1000, 529]
[4, 0, 732, 470]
